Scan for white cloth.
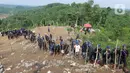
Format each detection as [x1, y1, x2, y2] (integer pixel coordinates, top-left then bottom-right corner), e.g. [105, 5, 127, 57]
[75, 45, 80, 53]
[61, 50, 65, 54]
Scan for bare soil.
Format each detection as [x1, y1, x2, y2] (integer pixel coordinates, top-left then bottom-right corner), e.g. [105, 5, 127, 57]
[0, 14, 9, 19]
[0, 26, 123, 73]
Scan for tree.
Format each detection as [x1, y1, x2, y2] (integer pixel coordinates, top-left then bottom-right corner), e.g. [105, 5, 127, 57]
[0, 19, 2, 25]
[91, 4, 101, 25]
[82, 2, 92, 23]
[88, 0, 94, 6]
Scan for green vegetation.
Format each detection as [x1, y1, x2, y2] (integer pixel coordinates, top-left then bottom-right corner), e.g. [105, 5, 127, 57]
[0, 0, 130, 68]
[0, 4, 34, 14]
[67, 27, 73, 33]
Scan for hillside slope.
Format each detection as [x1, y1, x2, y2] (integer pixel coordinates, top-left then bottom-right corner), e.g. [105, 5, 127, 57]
[0, 26, 124, 73]
[0, 4, 35, 14]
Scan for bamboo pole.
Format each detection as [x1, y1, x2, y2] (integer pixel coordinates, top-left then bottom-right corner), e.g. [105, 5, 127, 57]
[85, 43, 89, 64]
[106, 50, 108, 65]
[118, 47, 122, 69]
[94, 45, 98, 67]
[114, 40, 119, 69]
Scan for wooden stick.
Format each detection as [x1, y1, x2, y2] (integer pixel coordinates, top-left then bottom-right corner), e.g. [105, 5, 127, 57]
[106, 50, 108, 65]
[94, 44, 98, 67]
[114, 40, 118, 69]
[85, 43, 89, 64]
[118, 48, 122, 68]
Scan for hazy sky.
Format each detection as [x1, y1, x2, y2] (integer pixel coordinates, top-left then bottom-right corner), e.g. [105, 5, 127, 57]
[0, 0, 130, 9]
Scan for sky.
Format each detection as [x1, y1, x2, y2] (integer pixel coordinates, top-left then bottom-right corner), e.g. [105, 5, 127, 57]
[0, 0, 130, 9]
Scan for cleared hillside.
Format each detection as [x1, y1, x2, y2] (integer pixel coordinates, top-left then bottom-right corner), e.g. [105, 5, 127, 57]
[0, 26, 124, 73]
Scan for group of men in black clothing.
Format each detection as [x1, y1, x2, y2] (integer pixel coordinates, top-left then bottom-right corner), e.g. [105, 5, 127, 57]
[37, 33, 69, 56]
[81, 42, 129, 68]
[0, 28, 129, 69]
[0, 28, 69, 56]
[1, 28, 36, 42]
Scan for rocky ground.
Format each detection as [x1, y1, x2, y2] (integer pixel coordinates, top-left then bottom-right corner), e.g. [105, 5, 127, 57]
[0, 26, 124, 73]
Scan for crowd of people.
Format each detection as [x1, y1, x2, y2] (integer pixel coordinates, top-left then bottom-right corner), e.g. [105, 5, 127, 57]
[0, 27, 129, 69]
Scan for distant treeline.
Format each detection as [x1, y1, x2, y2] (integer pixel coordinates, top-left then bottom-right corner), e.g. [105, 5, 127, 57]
[0, 4, 34, 14]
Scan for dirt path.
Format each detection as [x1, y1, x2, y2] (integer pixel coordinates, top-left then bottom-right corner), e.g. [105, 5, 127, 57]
[33, 26, 71, 40]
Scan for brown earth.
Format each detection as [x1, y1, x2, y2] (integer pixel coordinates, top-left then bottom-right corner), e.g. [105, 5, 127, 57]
[0, 26, 124, 73]
[0, 14, 9, 19]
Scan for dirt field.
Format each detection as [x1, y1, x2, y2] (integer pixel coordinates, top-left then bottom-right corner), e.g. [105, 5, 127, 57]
[0, 26, 124, 73]
[0, 14, 9, 19]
